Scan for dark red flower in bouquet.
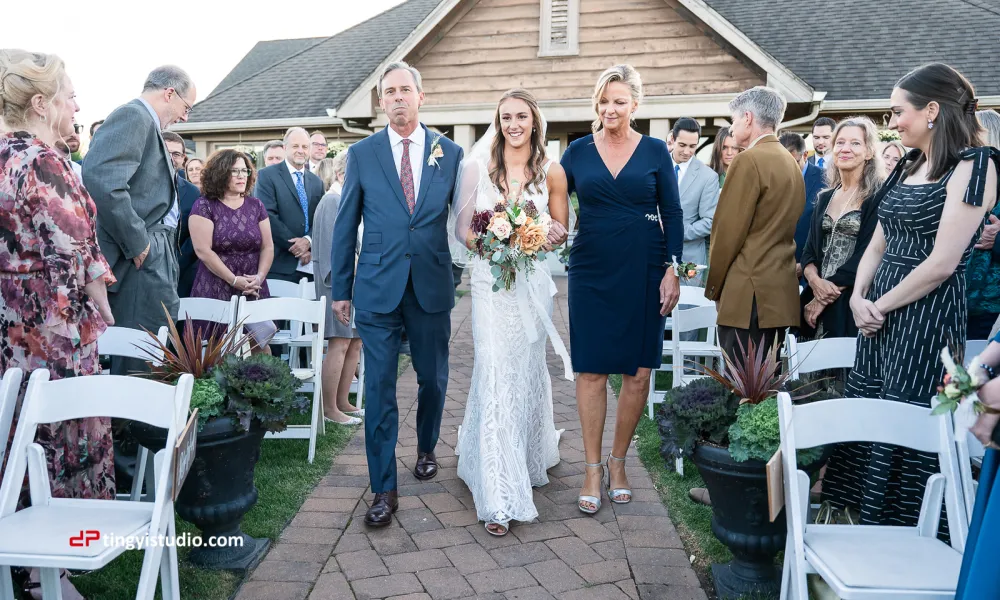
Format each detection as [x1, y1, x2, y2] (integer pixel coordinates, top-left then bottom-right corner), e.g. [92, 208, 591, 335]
[523, 200, 539, 219]
[470, 210, 494, 234]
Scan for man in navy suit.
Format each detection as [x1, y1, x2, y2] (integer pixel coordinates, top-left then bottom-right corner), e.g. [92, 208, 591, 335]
[162, 131, 202, 297]
[331, 62, 463, 527]
[807, 117, 836, 169]
[780, 132, 825, 281]
[254, 127, 325, 282]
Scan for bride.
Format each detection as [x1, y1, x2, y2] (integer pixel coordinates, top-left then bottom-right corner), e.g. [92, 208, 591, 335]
[450, 88, 574, 537]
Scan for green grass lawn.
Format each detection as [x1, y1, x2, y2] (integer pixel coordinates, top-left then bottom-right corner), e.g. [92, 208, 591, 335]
[68, 355, 412, 600]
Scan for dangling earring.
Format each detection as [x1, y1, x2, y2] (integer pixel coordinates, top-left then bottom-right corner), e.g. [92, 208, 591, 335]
[928, 120, 934, 129]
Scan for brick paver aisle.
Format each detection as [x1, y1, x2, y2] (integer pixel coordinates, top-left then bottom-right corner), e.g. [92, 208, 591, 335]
[237, 278, 707, 600]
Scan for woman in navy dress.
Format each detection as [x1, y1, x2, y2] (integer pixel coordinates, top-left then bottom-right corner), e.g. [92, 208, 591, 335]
[562, 65, 683, 514]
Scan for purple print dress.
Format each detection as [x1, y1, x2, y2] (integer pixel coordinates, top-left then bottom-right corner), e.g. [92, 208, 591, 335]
[189, 195, 276, 345]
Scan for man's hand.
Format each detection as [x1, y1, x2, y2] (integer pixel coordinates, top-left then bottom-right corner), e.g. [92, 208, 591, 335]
[332, 300, 352, 326]
[975, 214, 1000, 250]
[132, 243, 150, 269]
[795, 263, 803, 279]
[299, 251, 312, 266]
[289, 237, 311, 258]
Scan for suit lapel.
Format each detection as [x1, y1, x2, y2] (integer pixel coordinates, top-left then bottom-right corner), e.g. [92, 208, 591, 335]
[134, 100, 177, 196]
[374, 129, 411, 214]
[414, 124, 436, 217]
[278, 163, 301, 202]
[680, 159, 698, 197]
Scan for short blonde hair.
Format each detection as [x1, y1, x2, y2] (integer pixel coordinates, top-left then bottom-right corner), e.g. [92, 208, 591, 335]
[331, 151, 348, 181]
[0, 49, 66, 130]
[592, 65, 642, 133]
[314, 157, 338, 192]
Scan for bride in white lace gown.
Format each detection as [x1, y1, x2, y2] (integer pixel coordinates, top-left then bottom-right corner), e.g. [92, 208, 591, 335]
[449, 89, 574, 536]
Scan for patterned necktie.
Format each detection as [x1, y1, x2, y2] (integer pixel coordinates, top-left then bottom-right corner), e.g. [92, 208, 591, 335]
[294, 171, 310, 234]
[400, 138, 415, 214]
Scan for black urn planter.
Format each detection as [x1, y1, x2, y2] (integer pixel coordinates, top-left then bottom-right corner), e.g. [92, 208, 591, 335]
[128, 416, 270, 572]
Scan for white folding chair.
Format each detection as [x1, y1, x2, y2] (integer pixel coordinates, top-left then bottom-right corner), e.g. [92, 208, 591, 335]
[0, 370, 24, 472]
[785, 334, 857, 380]
[266, 277, 309, 349]
[176, 296, 238, 331]
[98, 326, 168, 503]
[955, 428, 986, 526]
[778, 392, 968, 600]
[671, 305, 721, 389]
[965, 339, 990, 363]
[0, 371, 193, 600]
[236, 296, 326, 463]
[647, 286, 716, 419]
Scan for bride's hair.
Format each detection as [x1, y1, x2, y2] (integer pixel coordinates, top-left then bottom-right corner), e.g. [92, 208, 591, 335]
[489, 88, 547, 198]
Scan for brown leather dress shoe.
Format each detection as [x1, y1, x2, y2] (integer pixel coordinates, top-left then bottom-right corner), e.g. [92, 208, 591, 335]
[414, 451, 438, 480]
[364, 490, 398, 527]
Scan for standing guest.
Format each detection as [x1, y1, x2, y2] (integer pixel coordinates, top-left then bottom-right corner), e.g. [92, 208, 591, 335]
[0, 49, 115, 599]
[669, 117, 718, 286]
[797, 117, 884, 340]
[89, 119, 104, 138]
[808, 116, 836, 169]
[84, 65, 196, 374]
[779, 131, 825, 279]
[709, 126, 739, 188]
[261, 139, 285, 167]
[188, 150, 276, 349]
[254, 127, 323, 282]
[966, 109, 1000, 339]
[308, 130, 327, 172]
[185, 157, 204, 190]
[881, 139, 906, 172]
[55, 130, 83, 180]
[312, 154, 363, 426]
[563, 64, 682, 513]
[162, 131, 201, 298]
[706, 86, 803, 365]
[821, 63, 999, 531]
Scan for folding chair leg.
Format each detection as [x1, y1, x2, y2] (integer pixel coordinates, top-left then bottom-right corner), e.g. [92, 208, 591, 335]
[137, 541, 165, 600]
[159, 519, 181, 600]
[130, 446, 149, 501]
[0, 567, 14, 600]
[307, 384, 320, 463]
[675, 458, 684, 476]
[39, 568, 62, 600]
[144, 452, 157, 502]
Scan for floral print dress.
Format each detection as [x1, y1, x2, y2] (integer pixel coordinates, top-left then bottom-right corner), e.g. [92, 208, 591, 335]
[0, 131, 116, 504]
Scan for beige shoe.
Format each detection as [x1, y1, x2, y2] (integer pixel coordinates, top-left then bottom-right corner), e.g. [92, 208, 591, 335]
[689, 487, 711, 506]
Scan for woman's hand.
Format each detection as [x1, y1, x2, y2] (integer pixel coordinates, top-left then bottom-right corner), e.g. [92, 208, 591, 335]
[804, 299, 825, 328]
[660, 268, 680, 316]
[970, 412, 1000, 448]
[98, 304, 115, 327]
[810, 277, 842, 304]
[975, 214, 1000, 250]
[850, 294, 884, 337]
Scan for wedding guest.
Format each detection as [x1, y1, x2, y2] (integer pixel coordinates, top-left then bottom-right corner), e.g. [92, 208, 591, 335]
[966, 109, 1000, 339]
[779, 131, 825, 279]
[188, 149, 276, 350]
[821, 63, 999, 532]
[808, 116, 836, 169]
[563, 64, 682, 513]
[162, 131, 201, 298]
[185, 157, 204, 190]
[84, 64, 197, 374]
[262, 139, 284, 167]
[312, 154, 363, 425]
[89, 119, 103, 138]
[669, 117, 718, 286]
[254, 127, 324, 282]
[706, 86, 803, 365]
[881, 139, 905, 172]
[797, 117, 884, 340]
[55, 130, 83, 180]
[308, 130, 327, 172]
[709, 126, 738, 188]
[0, 49, 115, 599]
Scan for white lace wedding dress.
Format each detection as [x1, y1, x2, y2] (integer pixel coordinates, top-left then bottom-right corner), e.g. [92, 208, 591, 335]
[455, 161, 574, 526]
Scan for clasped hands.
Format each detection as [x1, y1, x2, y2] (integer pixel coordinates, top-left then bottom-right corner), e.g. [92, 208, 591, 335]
[290, 237, 312, 265]
[234, 274, 264, 297]
[803, 277, 842, 328]
[541, 221, 568, 252]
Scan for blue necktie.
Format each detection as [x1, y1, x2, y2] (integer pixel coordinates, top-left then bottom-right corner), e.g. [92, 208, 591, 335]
[818, 157, 825, 169]
[674, 164, 680, 182]
[294, 171, 309, 234]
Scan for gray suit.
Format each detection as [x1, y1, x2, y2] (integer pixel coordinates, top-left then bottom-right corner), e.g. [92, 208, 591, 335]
[84, 99, 178, 372]
[678, 158, 720, 280]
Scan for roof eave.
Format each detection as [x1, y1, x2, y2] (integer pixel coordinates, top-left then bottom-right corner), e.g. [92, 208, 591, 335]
[170, 115, 344, 134]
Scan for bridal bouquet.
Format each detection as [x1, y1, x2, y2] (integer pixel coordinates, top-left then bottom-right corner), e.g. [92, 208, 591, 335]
[468, 182, 551, 292]
[931, 346, 988, 431]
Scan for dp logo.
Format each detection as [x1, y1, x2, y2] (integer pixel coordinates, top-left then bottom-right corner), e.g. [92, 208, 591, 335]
[69, 530, 101, 547]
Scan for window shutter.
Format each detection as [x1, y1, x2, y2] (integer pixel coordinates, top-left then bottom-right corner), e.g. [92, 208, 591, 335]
[539, 0, 579, 57]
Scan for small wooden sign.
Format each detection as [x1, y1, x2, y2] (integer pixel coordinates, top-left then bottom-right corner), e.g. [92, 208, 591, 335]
[173, 409, 198, 502]
[766, 449, 784, 522]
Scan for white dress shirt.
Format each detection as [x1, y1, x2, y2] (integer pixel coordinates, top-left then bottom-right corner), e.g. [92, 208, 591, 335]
[285, 159, 312, 246]
[675, 159, 692, 186]
[138, 97, 180, 229]
[387, 125, 425, 203]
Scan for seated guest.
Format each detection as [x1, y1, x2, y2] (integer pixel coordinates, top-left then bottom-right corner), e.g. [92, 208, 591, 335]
[162, 131, 201, 298]
[967, 109, 1000, 339]
[881, 139, 905, 172]
[188, 149, 276, 350]
[312, 154, 363, 425]
[261, 139, 285, 167]
[779, 131, 825, 280]
[797, 116, 884, 340]
[254, 127, 323, 282]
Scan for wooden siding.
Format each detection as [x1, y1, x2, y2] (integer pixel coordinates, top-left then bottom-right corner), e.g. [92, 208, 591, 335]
[412, 0, 764, 105]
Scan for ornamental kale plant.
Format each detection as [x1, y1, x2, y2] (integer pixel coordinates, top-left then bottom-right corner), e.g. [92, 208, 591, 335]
[656, 378, 739, 462]
[215, 354, 308, 433]
[189, 377, 225, 431]
[728, 397, 824, 465]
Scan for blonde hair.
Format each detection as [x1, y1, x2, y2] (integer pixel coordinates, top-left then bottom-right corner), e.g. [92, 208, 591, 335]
[315, 157, 338, 192]
[824, 116, 886, 205]
[591, 65, 642, 133]
[330, 151, 348, 181]
[0, 49, 66, 130]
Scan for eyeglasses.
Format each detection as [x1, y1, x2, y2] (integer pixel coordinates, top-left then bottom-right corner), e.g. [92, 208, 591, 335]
[171, 89, 193, 116]
[230, 169, 251, 177]
[169, 151, 185, 160]
[311, 142, 327, 148]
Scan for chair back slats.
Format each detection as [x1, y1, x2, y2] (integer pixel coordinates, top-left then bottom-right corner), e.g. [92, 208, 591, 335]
[672, 305, 718, 334]
[786, 335, 857, 379]
[0, 369, 24, 469]
[236, 296, 325, 327]
[677, 285, 712, 307]
[176, 297, 238, 327]
[99, 326, 168, 364]
[785, 396, 945, 453]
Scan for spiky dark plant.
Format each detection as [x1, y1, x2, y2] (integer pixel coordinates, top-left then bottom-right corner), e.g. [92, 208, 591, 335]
[692, 337, 796, 405]
[137, 304, 251, 382]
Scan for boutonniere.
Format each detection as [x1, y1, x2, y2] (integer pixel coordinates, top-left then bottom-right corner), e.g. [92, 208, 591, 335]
[427, 135, 445, 168]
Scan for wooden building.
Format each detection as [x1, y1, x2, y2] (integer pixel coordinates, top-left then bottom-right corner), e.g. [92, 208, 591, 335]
[173, 0, 1000, 159]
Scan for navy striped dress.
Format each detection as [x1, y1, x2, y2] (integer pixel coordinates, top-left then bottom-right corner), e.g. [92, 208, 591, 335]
[822, 147, 1000, 529]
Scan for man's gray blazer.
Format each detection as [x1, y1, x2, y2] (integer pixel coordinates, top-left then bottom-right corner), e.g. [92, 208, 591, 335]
[679, 158, 720, 268]
[84, 99, 176, 291]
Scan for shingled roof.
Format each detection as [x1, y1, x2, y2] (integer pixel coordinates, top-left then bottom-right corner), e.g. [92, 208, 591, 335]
[187, 0, 443, 123]
[703, 0, 1000, 101]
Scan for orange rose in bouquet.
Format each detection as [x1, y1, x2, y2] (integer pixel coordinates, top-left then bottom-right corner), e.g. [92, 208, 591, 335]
[516, 217, 547, 255]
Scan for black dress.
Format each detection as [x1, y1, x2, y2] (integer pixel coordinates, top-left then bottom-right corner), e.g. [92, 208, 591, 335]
[822, 147, 1000, 529]
[796, 187, 879, 340]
